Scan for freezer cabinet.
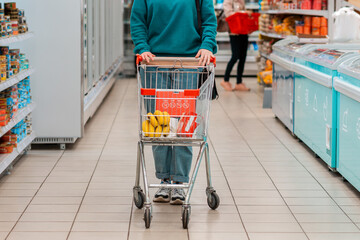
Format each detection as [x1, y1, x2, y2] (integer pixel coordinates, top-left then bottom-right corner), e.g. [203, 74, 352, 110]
[335, 56, 360, 191]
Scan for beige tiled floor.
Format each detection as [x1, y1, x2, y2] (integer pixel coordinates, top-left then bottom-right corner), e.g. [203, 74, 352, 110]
[0, 77, 359, 239]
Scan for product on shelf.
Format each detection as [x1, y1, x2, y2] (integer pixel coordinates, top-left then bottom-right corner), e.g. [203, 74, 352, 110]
[17, 77, 31, 109]
[260, 0, 327, 10]
[0, 47, 29, 82]
[11, 119, 26, 142]
[0, 77, 31, 122]
[295, 16, 327, 35]
[0, 131, 16, 153]
[0, 112, 31, 154]
[25, 114, 32, 135]
[260, 14, 328, 36]
[0, 85, 17, 120]
[258, 39, 275, 55]
[0, 2, 28, 38]
[258, 59, 273, 85]
[0, 109, 8, 126]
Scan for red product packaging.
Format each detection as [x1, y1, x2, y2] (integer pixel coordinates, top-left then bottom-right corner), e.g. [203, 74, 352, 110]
[0, 145, 13, 154]
[1, 134, 17, 142]
[320, 17, 327, 27]
[226, 12, 261, 35]
[301, 0, 312, 9]
[155, 90, 198, 117]
[312, 0, 322, 10]
[176, 113, 198, 138]
[0, 114, 7, 121]
[0, 119, 7, 126]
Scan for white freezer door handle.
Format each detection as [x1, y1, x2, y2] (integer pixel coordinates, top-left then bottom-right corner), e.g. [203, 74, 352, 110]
[292, 63, 333, 88]
[334, 77, 360, 103]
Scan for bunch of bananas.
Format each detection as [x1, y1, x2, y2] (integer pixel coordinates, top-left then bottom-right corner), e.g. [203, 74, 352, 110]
[142, 110, 170, 137]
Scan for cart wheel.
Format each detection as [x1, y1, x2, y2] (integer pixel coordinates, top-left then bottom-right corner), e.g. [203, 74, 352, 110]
[134, 191, 145, 209]
[144, 208, 152, 228]
[182, 206, 191, 229]
[207, 192, 220, 210]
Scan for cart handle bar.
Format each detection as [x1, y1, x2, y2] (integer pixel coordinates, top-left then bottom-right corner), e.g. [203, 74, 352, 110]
[136, 55, 216, 67]
[141, 88, 200, 97]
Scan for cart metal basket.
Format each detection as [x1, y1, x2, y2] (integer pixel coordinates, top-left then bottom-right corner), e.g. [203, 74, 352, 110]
[133, 56, 220, 229]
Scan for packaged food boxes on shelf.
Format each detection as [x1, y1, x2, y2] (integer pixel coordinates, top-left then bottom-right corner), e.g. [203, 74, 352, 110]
[0, 85, 18, 120]
[0, 116, 31, 154]
[0, 2, 28, 38]
[260, 14, 328, 37]
[0, 47, 29, 81]
[295, 16, 327, 36]
[17, 77, 31, 109]
[0, 131, 16, 153]
[0, 77, 31, 121]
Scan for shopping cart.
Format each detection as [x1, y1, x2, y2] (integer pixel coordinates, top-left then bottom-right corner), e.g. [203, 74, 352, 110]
[133, 56, 220, 229]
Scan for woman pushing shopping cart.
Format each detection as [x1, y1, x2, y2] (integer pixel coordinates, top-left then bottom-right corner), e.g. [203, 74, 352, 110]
[130, 0, 219, 229]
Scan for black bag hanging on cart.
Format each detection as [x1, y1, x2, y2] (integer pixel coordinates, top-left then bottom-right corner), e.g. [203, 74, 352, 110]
[195, 0, 219, 100]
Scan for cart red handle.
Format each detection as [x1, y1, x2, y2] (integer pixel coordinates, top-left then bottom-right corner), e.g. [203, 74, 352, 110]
[136, 54, 216, 67]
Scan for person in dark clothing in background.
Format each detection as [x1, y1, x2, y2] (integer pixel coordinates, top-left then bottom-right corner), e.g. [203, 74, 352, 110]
[220, 0, 250, 92]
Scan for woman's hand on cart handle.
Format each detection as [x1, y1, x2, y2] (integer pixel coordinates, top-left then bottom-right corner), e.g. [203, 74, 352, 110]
[140, 52, 156, 63]
[195, 49, 214, 66]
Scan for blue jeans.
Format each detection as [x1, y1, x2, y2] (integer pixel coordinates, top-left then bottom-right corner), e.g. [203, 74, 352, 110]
[140, 67, 199, 183]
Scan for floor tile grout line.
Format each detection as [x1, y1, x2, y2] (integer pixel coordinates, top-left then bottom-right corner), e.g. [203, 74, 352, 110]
[207, 136, 251, 240]
[126, 79, 137, 240]
[65, 79, 131, 240]
[233, 89, 360, 231]
[5, 150, 66, 239]
[216, 95, 311, 240]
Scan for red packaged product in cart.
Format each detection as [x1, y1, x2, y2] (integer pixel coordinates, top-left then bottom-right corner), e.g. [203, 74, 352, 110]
[155, 90, 198, 117]
[176, 113, 198, 138]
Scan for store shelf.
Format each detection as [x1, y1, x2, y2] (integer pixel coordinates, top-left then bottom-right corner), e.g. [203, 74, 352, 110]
[246, 3, 260, 9]
[215, 3, 260, 10]
[260, 9, 329, 17]
[217, 32, 259, 42]
[0, 68, 35, 93]
[0, 132, 36, 175]
[260, 31, 288, 39]
[0, 103, 35, 138]
[0, 32, 34, 46]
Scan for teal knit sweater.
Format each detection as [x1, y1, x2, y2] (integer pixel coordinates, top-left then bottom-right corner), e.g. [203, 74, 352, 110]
[130, 0, 217, 57]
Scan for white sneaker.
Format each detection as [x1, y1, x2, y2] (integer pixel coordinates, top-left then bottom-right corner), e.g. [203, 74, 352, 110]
[170, 188, 185, 205]
[154, 180, 171, 203]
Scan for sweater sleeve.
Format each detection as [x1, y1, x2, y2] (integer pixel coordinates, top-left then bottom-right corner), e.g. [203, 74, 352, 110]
[223, 0, 234, 18]
[130, 0, 151, 54]
[200, 0, 218, 54]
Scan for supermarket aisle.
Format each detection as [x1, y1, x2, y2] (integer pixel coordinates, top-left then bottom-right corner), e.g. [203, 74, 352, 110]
[0, 77, 359, 240]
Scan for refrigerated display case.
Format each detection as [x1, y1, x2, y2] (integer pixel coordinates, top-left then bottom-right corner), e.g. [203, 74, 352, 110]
[270, 38, 310, 132]
[292, 47, 358, 168]
[14, 0, 123, 147]
[123, 0, 135, 76]
[334, 55, 360, 191]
